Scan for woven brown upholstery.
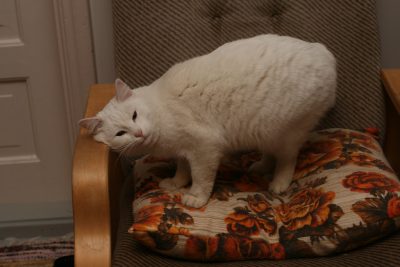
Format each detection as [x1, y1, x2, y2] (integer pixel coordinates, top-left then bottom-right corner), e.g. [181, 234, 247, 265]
[111, 0, 395, 265]
[113, 0, 385, 136]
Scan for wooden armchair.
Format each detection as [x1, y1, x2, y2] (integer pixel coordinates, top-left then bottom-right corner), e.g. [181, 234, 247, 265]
[72, 70, 400, 267]
[73, 1, 400, 266]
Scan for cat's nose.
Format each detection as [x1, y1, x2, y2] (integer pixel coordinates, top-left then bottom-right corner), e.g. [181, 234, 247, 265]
[134, 129, 143, 138]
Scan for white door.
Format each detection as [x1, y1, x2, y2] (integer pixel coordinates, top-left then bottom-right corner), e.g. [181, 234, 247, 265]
[0, 0, 72, 229]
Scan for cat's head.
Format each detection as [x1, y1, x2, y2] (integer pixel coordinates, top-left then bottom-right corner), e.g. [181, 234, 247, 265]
[79, 79, 153, 155]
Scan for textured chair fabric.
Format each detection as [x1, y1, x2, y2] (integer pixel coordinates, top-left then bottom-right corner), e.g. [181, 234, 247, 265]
[113, 0, 385, 136]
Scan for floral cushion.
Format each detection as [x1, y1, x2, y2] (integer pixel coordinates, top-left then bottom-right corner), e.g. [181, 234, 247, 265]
[129, 128, 400, 261]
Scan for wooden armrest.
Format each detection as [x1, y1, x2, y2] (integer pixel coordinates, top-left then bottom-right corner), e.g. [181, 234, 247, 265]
[382, 69, 400, 114]
[382, 69, 400, 174]
[73, 84, 123, 267]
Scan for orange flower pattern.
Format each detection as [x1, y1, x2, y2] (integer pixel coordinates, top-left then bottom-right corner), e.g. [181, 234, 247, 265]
[295, 139, 343, 179]
[295, 128, 392, 179]
[387, 195, 400, 218]
[343, 171, 400, 194]
[130, 205, 164, 232]
[225, 194, 277, 237]
[184, 234, 285, 261]
[276, 189, 335, 231]
[130, 129, 400, 261]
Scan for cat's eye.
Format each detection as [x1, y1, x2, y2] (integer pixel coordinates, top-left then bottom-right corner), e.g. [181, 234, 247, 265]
[132, 111, 137, 121]
[116, 130, 127, 137]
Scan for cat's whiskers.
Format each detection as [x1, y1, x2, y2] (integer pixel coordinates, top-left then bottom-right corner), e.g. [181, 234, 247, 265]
[120, 143, 133, 156]
[116, 143, 133, 155]
[115, 140, 142, 162]
[113, 143, 133, 163]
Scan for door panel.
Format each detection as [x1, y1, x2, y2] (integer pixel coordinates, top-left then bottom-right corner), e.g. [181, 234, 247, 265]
[0, 0, 23, 47]
[0, 0, 72, 225]
[0, 80, 38, 164]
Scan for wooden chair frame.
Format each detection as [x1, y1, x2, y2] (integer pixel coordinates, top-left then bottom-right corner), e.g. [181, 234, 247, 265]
[72, 70, 400, 267]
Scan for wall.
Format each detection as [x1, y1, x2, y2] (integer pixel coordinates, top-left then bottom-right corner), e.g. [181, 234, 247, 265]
[377, 0, 400, 68]
[89, 0, 115, 83]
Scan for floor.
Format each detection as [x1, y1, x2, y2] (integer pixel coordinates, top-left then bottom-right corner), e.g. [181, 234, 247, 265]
[0, 233, 74, 267]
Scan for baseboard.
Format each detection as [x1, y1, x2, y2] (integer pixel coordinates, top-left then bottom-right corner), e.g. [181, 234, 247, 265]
[0, 218, 73, 239]
[0, 201, 73, 239]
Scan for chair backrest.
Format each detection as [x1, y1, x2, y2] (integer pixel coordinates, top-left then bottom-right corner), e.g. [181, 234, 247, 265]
[113, 0, 385, 136]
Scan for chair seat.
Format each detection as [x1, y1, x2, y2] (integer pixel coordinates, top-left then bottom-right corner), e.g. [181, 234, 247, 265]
[115, 128, 400, 264]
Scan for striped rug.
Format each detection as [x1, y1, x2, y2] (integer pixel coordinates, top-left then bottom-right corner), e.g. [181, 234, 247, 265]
[0, 233, 73, 267]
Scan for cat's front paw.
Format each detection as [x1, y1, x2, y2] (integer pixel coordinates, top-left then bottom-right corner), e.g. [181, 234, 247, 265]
[269, 178, 291, 194]
[159, 178, 180, 191]
[182, 193, 208, 208]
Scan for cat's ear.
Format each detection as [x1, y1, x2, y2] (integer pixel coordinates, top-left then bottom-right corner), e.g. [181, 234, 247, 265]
[115, 78, 133, 102]
[78, 117, 102, 134]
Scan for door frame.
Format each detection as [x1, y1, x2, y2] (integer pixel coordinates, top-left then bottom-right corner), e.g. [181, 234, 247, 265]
[53, 0, 96, 149]
[89, 0, 115, 84]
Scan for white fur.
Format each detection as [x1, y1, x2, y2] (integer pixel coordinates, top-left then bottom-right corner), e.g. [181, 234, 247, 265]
[80, 34, 337, 208]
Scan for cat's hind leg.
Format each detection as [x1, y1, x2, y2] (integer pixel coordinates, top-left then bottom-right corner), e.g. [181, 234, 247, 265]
[159, 158, 191, 190]
[268, 127, 309, 194]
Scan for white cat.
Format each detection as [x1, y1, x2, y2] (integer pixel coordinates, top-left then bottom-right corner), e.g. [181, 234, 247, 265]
[80, 34, 336, 208]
